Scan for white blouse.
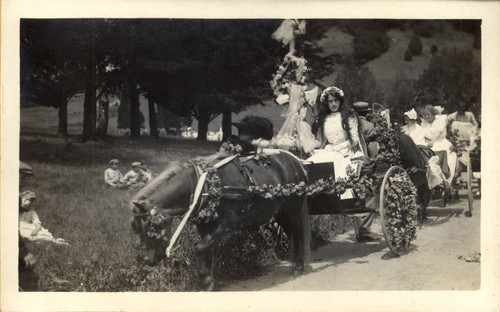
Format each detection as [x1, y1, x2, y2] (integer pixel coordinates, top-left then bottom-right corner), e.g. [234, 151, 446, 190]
[401, 123, 426, 146]
[323, 113, 359, 148]
[421, 115, 447, 144]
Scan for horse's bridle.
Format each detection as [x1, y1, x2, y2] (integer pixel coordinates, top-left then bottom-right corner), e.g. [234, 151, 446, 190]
[132, 163, 200, 239]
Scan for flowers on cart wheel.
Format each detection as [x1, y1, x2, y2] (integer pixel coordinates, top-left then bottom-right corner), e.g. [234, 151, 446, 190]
[383, 172, 418, 251]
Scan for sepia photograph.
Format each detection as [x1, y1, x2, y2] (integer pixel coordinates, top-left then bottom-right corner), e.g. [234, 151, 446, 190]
[2, 1, 499, 311]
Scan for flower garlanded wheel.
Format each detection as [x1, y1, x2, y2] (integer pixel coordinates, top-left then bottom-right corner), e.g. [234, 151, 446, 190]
[379, 166, 419, 256]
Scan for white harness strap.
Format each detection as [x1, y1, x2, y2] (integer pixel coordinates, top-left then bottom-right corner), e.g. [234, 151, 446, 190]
[166, 155, 237, 257]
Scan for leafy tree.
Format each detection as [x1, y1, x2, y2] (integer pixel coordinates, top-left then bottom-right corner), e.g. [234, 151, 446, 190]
[334, 57, 379, 106]
[380, 73, 418, 120]
[408, 35, 423, 56]
[21, 19, 114, 140]
[414, 20, 441, 38]
[21, 19, 85, 137]
[117, 88, 145, 132]
[156, 105, 192, 134]
[353, 29, 390, 63]
[417, 48, 480, 116]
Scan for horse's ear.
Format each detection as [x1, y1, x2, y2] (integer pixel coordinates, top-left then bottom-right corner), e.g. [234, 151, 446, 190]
[133, 200, 149, 212]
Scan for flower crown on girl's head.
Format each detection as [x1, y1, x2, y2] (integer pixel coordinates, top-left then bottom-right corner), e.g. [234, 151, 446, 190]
[320, 86, 344, 102]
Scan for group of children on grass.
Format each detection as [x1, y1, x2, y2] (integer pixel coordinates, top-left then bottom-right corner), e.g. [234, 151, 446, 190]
[104, 159, 153, 190]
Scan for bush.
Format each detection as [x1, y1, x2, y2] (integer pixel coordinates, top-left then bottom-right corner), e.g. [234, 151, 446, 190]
[353, 29, 390, 63]
[418, 48, 481, 116]
[404, 49, 413, 61]
[431, 44, 438, 55]
[408, 35, 423, 56]
[414, 21, 439, 38]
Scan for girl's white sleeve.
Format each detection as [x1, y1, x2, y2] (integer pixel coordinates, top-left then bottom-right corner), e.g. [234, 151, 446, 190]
[348, 117, 360, 146]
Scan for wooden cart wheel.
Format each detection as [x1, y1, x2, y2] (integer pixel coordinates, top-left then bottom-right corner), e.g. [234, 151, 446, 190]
[379, 165, 418, 256]
[465, 151, 473, 217]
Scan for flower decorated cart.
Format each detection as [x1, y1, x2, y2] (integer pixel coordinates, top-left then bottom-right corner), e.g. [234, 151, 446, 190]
[155, 21, 423, 274]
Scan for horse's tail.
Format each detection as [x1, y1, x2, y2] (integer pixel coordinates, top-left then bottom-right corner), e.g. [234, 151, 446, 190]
[289, 195, 311, 270]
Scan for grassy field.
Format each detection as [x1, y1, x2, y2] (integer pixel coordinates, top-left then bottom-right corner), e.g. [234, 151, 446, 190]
[19, 133, 351, 291]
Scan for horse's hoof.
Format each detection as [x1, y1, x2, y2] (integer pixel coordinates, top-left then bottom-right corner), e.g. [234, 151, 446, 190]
[200, 276, 215, 291]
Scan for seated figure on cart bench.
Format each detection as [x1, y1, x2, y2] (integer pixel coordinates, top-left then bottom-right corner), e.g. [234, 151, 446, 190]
[307, 86, 365, 180]
[307, 86, 375, 241]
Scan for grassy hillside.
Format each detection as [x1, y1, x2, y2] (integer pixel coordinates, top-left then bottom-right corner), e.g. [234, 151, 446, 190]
[20, 23, 478, 136]
[366, 24, 479, 84]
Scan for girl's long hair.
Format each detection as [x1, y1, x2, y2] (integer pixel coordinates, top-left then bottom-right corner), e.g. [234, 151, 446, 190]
[313, 92, 360, 143]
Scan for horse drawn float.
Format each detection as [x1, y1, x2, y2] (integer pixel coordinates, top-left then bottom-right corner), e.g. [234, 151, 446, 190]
[130, 115, 427, 290]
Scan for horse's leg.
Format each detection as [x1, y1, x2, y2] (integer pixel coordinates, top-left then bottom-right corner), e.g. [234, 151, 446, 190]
[419, 183, 430, 221]
[274, 209, 292, 237]
[195, 225, 228, 291]
[287, 195, 311, 276]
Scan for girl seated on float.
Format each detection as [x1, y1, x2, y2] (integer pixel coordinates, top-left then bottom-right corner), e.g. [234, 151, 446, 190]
[401, 108, 426, 146]
[420, 104, 457, 184]
[307, 86, 364, 182]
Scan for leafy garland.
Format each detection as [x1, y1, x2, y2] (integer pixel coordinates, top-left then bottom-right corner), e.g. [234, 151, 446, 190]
[189, 158, 222, 225]
[383, 171, 419, 252]
[270, 56, 310, 95]
[219, 142, 243, 154]
[448, 129, 468, 156]
[370, 114, 401, 166]
[188, 113, 419, 254]
[248, 166, 374, 200]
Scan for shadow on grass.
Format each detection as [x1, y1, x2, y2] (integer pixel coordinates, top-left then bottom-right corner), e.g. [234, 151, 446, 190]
[20, 132, 221, 169]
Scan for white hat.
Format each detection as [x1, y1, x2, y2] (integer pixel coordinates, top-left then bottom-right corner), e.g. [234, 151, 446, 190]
[433, 106, 445, 114]
[404, 108, 418, 120]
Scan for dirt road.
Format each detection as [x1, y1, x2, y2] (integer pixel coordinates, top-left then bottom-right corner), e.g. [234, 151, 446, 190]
[223, 193, 480, 291]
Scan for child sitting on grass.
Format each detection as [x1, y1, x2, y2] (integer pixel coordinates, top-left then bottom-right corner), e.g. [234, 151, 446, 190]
[19, 191, 69, 246]
[104, 159, 125, 188]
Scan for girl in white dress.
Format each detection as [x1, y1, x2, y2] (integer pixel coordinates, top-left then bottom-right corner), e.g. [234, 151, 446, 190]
[420, 105, 457, 184]
[401, 108, 426, 146]
[307, 86, 363, 180]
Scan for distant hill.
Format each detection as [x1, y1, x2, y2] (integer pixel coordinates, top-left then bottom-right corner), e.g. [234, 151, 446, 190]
[21, 22, 478, 136]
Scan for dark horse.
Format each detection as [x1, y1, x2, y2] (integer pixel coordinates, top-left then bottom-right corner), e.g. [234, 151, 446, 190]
[130, 152, 311, 291]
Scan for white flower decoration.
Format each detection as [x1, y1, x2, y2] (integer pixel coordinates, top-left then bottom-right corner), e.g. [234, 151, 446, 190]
[320, 86, 344, 102]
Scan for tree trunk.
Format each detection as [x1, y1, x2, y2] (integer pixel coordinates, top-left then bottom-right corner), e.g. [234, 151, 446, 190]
[196, 114, 210, 141]
[57, 99, 68, 137]
[97, 96, 109, 138]
[82, 71, 96, 141]
[222, 110, 232, 141]
[128, 75, 141, 138]
[148, 97, 159, 139]
[82, 23, 97, 142]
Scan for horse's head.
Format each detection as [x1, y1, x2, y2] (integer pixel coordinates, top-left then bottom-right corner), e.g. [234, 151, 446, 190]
[130, 162, 196, 265]
[130, 199, 173, 265]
